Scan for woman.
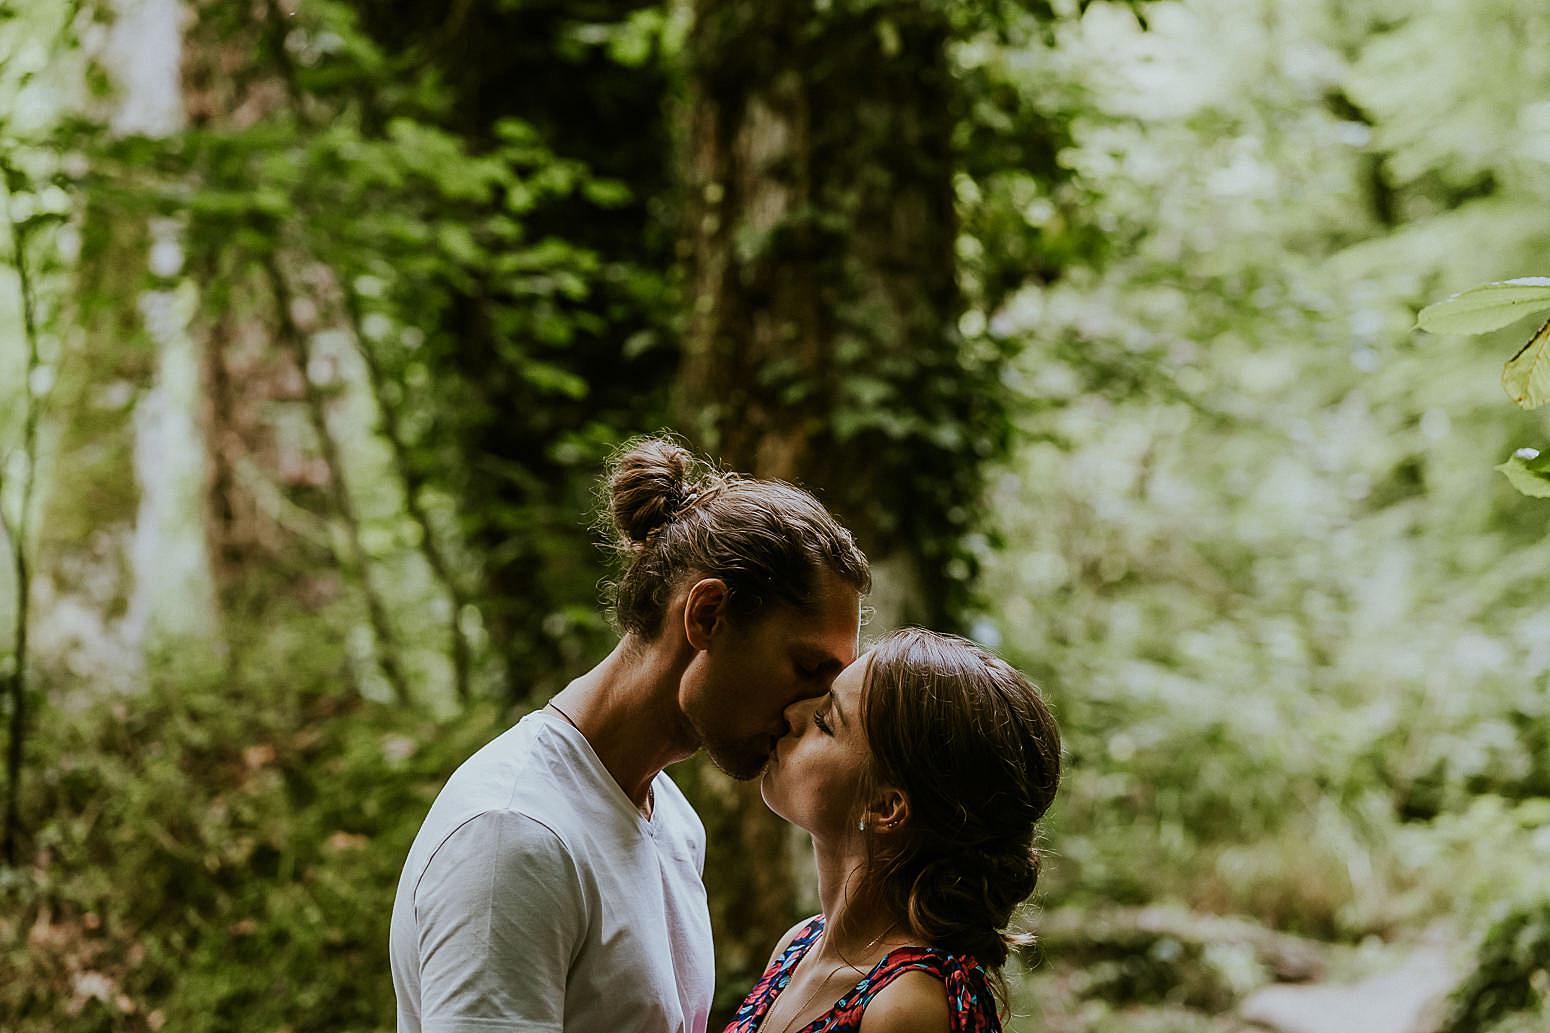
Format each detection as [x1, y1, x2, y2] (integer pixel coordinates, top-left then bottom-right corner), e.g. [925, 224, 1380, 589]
[726, 629, 1062, 1033]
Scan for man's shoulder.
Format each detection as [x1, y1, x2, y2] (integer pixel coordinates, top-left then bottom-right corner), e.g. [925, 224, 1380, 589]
[408, 716, 580, 864]
[433, 807, 577, 878]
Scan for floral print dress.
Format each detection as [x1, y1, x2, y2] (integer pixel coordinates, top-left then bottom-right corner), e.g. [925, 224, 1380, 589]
[723, 915, 1002, 1033]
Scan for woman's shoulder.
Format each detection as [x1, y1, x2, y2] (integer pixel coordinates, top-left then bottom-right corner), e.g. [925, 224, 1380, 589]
[781, 913, 826, 942]
[856, 947, 1001, 1033]
[762, 913, 825, 973]
[857, 967, 951, 1033]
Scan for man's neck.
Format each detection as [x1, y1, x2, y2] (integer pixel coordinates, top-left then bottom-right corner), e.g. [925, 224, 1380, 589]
[547, 636, 698, 811]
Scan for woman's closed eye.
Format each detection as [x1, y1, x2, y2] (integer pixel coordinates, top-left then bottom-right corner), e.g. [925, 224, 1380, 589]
[813, 707, 834, 735]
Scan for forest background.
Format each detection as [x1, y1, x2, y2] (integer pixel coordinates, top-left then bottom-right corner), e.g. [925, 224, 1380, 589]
[2, 0, 1549, 1031]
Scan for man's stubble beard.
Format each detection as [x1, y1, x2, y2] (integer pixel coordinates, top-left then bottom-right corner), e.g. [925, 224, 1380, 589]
[682, 708, 769, 781]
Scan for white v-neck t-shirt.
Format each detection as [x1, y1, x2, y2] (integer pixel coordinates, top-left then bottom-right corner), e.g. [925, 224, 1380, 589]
[390, 710, 714, 1033]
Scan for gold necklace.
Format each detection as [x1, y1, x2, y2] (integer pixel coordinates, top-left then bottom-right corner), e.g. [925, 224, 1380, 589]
[546, 700, 655, 817]
[765, 921, 898, 1033]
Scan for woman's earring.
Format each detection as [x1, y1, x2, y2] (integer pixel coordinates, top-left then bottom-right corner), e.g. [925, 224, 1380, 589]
[857, 820, 866, 832]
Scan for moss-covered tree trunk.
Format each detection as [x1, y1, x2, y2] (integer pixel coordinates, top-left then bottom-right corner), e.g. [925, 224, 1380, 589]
[677, 0, 963, 1017]
[680, 0, 968, 633]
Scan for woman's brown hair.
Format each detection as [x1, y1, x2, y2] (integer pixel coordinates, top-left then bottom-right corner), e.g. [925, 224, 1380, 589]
[600, 435, 871, 636]
[857, 627, 1061, 990]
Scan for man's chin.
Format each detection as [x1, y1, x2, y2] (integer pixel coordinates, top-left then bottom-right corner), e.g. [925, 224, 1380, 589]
[702, 737, 771, 781]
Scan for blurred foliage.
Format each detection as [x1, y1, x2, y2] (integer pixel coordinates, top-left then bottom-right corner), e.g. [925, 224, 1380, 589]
[974, 0, 1550, 1027]
[0, 619, 502, 1031]
[143, 0, 679, 694]
[1440, 900, 1550, 1033]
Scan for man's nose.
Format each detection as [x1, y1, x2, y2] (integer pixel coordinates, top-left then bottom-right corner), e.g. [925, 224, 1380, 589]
[781, 693, 821, 734]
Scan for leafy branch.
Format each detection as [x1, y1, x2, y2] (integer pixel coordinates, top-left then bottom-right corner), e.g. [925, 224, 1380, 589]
[1418, 277, 1550, 497]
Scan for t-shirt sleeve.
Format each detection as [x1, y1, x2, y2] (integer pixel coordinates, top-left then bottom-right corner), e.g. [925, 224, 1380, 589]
[412, 809, 587, 1033]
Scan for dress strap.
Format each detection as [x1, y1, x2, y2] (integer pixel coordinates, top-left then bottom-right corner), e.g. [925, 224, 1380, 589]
[844, 948, 1002, 1033]
[773, 915, 827, 975]
[722, 915, 827, 1033]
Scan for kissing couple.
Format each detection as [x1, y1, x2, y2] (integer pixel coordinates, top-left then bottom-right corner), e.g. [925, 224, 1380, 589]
[389, 436, 1061, 1033]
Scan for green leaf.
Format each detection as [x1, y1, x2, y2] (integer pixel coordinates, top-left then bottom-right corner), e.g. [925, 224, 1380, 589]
[581, 179, 632, 208]
[1502, 316, 1550, 410]
[1416, 277, 1550, 335]
[1496, 447, 1550, 498]
[520, 360, 588, 399]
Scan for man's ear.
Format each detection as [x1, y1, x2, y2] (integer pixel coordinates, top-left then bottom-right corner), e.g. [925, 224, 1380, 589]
[864, 786, 911, 834]
[682, 578, 730, 651]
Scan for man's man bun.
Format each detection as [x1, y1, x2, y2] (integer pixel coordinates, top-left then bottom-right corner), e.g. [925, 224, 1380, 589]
[596, 434, 871, 638]
[605, 437, 700, 548]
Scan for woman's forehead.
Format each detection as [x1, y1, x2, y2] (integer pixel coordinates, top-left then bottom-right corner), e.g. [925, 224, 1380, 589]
[835, 654, 870, 696]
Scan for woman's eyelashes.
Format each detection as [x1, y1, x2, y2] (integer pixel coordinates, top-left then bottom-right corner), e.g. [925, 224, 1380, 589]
[813, 706, 834, 735]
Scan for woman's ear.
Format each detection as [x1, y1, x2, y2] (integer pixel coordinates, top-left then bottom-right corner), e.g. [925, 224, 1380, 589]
[863, 786, 910, 833]
[681, 578, 729, 650]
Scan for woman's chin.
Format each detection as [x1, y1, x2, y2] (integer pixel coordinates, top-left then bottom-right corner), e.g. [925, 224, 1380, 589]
[759, 769, 774, 802]
[759, 773, 787, 818]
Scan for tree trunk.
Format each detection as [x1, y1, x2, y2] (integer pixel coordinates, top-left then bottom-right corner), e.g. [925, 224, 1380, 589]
[263, 257, 412, 706]
[1, 176, 44, 866]
[680, 0, 963, 631]
[678, 0, 961, 1018]
[105, 0, 224, 659]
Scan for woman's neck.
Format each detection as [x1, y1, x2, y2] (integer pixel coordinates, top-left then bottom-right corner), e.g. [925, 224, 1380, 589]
[548, 636, 699, 810]
[809, 833, 905, 963]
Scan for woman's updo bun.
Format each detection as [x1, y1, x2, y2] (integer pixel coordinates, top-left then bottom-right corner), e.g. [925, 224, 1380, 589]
[598, 434, 870, 637]
[903, 842, 1043, 969]
[857, 628, 1062, 978]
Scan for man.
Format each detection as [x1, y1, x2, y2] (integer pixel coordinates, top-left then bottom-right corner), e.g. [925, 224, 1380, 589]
[390, 437, 870, 1032]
